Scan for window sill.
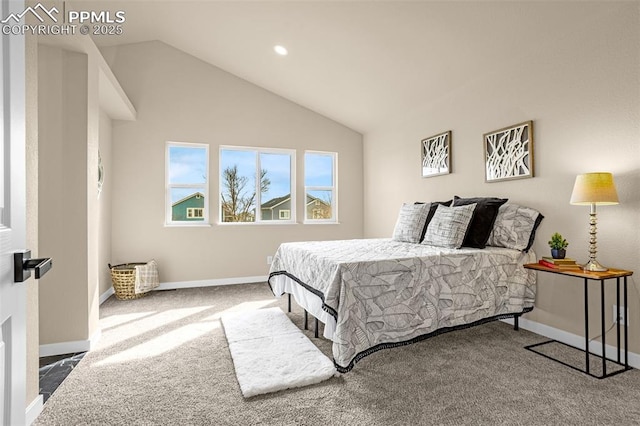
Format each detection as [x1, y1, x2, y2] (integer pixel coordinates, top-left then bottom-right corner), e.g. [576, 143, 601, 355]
[164, 223, 212, 228]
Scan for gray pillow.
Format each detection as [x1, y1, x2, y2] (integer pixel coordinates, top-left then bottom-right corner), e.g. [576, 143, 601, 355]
[392, 203, 431, 243]
[414, 200, 452, 242]
[422, 203, 477, 249]
[487, 204, 544, 251]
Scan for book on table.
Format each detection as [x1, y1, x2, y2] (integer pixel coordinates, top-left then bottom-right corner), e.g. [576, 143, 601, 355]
[538, 258, 582, 270]
[541, 257, 578, 265]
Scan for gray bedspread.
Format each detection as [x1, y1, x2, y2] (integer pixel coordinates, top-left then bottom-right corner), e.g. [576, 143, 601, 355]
[268, 238, 536, 371]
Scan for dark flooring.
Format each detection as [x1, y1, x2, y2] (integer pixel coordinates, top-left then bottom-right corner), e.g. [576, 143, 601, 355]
[39, 352, 86, 403]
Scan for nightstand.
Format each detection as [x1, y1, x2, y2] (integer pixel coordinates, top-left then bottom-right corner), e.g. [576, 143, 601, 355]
[524, 263, 633, 379]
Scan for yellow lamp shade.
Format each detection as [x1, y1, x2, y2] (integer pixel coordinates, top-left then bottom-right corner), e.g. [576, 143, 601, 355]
[570, 172, 619, 205]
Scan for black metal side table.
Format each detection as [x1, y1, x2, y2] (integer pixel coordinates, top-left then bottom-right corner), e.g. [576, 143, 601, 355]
[524, 263, 633, 379]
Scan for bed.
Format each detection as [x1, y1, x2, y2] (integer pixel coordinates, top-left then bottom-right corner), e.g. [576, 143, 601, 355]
[267, 200, 543, 372]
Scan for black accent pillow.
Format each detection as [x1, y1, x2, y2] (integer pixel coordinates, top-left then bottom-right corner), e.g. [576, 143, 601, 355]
[452, 196, 508, 248]
[525, 213, 544, 252]
[415, 200, 452, 242]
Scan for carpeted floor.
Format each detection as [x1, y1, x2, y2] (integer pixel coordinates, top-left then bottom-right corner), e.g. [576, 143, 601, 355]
[34, 283, 640, 425]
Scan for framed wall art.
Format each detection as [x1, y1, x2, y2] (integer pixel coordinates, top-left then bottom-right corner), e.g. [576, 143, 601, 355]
[421, 130, 451, 178]
[483, 120, 534, 182]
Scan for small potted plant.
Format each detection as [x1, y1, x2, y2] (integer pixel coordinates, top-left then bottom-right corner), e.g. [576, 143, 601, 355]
[548, 232, 569, 259]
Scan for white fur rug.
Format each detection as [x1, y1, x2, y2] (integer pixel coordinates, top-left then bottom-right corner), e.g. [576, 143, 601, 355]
[221, 307, 337, 398]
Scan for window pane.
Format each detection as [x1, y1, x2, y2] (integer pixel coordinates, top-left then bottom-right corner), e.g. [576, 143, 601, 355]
[171, 188, 205, 221]
[279, 210, 291, 220]
[220, 150, 257, 222]
[305, 153, 333, 187]
[260, 152, 291, 221]
[306, 190, 333, 220]
[168, 146, 207, 185]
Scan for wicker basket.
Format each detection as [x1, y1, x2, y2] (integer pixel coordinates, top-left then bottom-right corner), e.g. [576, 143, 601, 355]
[109, 263, 148, 300]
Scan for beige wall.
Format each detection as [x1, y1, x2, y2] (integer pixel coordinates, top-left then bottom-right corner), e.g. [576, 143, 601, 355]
[104, 41, 363, 282]
[98, 110, 113, 296]
[363, 4, 640, 351]
[38, 45, 100, 345]
[86, 54, 101, 338]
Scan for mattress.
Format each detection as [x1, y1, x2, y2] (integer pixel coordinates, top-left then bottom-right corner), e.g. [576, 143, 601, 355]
[268, 238, 536, 372]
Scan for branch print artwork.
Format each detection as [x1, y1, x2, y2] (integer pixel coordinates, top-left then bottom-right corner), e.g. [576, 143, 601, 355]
[421, 131, 451, 178]
[484, 121, 534, 182]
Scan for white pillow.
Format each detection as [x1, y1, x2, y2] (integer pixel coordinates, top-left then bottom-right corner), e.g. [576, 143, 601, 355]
[422, 203, 477, 249]
[392, 203, 431, 243]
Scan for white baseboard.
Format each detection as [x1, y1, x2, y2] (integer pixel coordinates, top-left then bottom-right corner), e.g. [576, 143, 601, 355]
[26, 394, 43, 425]
[39, 329, 102, 357]
[155, 275, 268, 291]
[99, 287, 115, 305]
[501, 317, 640, 369]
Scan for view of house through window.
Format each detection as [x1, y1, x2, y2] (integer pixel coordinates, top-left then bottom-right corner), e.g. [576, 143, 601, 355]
[304, 151, 337, 222]
[220, 147, 294, 223]
[166, 143, 209, 224]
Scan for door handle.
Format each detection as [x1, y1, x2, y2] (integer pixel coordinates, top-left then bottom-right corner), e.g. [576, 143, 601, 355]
[14, 250, 53, 282]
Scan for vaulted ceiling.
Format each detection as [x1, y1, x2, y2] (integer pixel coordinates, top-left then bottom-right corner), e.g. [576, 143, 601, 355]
[90, 1, 609, 133]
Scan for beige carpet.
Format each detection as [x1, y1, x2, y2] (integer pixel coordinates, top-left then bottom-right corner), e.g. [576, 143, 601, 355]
[34, 283, 640, 425]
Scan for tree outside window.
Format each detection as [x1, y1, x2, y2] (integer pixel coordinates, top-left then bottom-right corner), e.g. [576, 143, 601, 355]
[220, 147, 295, 223]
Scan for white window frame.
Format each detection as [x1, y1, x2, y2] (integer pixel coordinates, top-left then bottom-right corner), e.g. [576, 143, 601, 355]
[219, 145, 296, 225]
[165, 141, 210, 226]
[304, 150, 338, 224]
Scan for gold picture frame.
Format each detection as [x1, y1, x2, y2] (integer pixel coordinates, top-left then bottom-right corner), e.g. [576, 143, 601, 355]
[483, 121, 534, 182]
[421, 130, 451, 178]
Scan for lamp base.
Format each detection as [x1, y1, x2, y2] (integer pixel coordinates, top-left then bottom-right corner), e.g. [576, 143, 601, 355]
[583, 259, 608, 272]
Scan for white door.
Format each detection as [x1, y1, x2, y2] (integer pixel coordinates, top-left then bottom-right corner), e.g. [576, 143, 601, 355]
[0, 0, 27, 424]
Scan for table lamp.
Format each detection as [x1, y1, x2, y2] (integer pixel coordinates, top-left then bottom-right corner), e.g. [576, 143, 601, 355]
[569, 172, 619, 272]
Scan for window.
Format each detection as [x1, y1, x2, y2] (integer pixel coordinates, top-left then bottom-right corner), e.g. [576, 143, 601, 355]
[220, 146, 295, 223]
[304, 151, 337, 222]
[279, 209, 291, 220]
[187, 208, 204, 219]
[166, 142, 209, 225]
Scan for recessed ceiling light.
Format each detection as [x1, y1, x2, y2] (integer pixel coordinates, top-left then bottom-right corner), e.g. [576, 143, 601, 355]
[274, 45, 288, 56]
